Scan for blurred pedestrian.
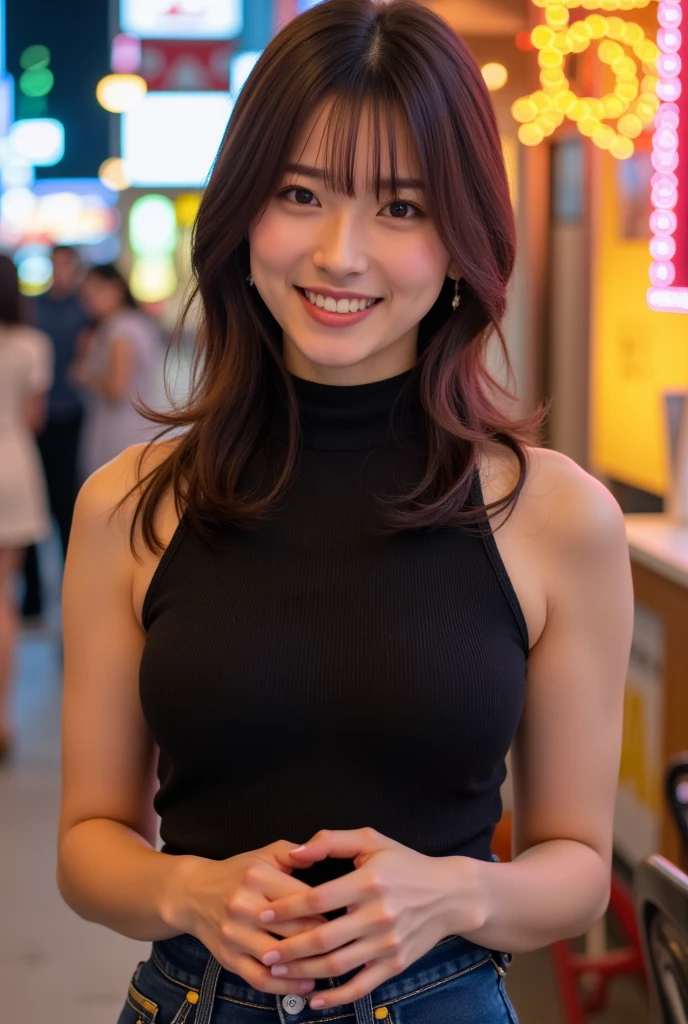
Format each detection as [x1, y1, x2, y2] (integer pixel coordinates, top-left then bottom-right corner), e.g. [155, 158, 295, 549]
[70, 263, 164, 479]
[21, 245, 88, 623]
[0, 254, 53, 762]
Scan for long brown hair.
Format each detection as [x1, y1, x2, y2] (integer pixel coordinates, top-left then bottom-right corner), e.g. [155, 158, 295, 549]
[122, 0, 546, 556]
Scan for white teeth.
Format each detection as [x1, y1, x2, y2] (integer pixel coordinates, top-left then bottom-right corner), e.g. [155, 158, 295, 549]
[303, 290, 377, 314]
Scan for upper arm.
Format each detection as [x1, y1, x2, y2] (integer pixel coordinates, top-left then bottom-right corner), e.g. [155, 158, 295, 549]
[105, 336, 136, 400]
[23, 329, 53, 431]
[510, 454, 634, 872]
[59, 449, 159, 851]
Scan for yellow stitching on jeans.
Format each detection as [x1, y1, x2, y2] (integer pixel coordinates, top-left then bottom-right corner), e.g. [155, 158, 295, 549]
[126, 994, 157, 1021]
[128, 981, 159, 1016]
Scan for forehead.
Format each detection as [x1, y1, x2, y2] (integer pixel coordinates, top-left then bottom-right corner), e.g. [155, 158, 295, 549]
[287, 96, 421, 190]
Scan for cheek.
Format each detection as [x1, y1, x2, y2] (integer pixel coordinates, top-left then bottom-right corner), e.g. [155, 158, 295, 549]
[250, 208, 303, 273]
[386, 236, 448, 296]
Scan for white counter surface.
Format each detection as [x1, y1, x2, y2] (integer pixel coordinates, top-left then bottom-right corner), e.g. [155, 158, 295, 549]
[625, 514, 688, 589]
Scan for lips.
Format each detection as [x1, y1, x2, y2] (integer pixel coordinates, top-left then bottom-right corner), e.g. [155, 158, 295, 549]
[296, 286, 382, 306]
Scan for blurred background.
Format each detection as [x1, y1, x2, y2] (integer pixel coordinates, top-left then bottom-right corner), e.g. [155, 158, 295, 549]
[2, 0, 688, 1021]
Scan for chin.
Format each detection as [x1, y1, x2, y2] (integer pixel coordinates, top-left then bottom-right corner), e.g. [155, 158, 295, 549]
[296, 348, 379, 375]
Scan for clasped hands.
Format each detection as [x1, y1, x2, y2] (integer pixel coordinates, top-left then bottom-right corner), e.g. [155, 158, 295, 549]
[253, 827, 487, 1009]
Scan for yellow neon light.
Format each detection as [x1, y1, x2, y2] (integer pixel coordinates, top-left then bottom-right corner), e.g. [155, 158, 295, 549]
[512, 0, 660, 159]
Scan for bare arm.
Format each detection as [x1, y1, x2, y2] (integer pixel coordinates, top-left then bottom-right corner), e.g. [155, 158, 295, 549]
[57, 446, 193, 940]
[452, 450, 634, 951]
[25, 392, 47, 435]
[69, 336, 135, 402]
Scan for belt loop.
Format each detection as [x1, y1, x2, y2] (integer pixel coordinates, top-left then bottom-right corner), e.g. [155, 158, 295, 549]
[354, 992, 374, 1024]
[195, 953, 223, 1024]
[276, 993, 289, 1024]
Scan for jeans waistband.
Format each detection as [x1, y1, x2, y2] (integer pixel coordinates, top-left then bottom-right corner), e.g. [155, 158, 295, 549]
[151, 930, 505, 1011]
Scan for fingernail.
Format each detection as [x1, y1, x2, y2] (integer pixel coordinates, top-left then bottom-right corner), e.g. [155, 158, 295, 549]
[292, 845, 308, 853]
[261, 910, 276, 923]
[271, 965, 289, 975]
[310, 998, 326, 1008]
[262, 951, 281, 966]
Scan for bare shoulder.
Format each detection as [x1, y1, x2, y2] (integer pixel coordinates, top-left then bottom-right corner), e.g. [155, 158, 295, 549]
[74, 439, 180, 534]
[478, 442, 627, 556]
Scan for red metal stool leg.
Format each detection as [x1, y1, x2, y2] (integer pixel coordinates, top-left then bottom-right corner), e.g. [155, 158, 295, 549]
[549, 872, 647, 1024]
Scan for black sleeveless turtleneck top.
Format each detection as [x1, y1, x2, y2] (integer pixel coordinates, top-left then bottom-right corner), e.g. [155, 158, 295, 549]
[140, 369, 529, 892]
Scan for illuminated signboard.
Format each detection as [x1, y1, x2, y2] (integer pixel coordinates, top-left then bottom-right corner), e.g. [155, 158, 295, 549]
[120, 0, 242, 40]
[647, 0, 688, 313]
[122, 91, 233, 187]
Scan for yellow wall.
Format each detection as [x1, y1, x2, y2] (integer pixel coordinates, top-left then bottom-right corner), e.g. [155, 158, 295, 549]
[590, 150, 688, 495]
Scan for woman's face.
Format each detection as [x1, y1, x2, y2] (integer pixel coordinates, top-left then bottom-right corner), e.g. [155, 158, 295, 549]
[248, 100, 456, 384]
[81, 276, 124, 319]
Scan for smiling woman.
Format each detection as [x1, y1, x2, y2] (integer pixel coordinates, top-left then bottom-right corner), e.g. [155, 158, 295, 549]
[57, 3, 632, 1024]
[114, 0, 542, 545]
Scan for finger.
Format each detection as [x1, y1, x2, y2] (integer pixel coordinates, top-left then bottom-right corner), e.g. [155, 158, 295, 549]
[262, 909, 365, 965]
[268, 916, 329, 939]
[308, 960, 392, 1009]
[286, 829, 384, 865]
[271, 935, 385, 980]
[229, 953, 317, 997]
[220, 920, 317, 994]
[260, 872, 362, 925]
[253, 863, 325, 902]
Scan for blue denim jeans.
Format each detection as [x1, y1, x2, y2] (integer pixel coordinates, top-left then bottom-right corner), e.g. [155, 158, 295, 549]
[116, 931, 519, 1024]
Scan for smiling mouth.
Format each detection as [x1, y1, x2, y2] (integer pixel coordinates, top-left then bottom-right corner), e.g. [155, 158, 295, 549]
[296, 286, 383, 313]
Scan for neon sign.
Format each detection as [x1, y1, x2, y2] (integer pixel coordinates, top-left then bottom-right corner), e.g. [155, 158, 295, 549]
[647, 0, 688, 313]
[512, 1, 660, 160]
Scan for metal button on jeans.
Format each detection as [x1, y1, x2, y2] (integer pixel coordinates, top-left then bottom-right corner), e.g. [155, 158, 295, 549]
[282, 994, 307, 1014]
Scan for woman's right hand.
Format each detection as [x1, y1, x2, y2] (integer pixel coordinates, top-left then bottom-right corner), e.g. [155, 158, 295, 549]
[162, 841, 328, 995]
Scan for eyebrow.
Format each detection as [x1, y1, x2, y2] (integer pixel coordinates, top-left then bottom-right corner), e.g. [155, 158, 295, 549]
[283, 162, 425, 191]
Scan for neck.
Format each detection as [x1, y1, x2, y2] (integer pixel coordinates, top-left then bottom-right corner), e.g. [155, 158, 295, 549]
[281, 337, 418, 387]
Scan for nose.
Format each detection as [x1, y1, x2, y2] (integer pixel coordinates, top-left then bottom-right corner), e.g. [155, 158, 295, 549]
[312, 210, 369, 279]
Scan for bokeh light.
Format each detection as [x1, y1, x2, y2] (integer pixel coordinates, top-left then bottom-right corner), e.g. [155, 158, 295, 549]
[481, 63, 509, 91]
[10, 119, 65, 166]
[129, 194, 177, 256]
[15, 244, 53, 297]
[19, 45, 50, 71]
[512, 2, 660, 159]
[96, 74, 147, 114]
[129, 256, 178, 303]
[98, 157, 132, 192]
[175, 193, 201, 229]
[19, 68, 54, 98]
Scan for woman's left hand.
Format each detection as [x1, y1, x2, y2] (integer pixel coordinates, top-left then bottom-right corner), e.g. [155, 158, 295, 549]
[257, 828, 488, 1008]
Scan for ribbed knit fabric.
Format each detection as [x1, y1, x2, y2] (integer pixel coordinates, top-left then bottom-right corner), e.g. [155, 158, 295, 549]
[140, 369, 529, 894]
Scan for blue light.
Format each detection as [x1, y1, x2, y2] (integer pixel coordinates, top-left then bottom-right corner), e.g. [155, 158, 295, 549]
[10, 118, 64, 166]
[0, 73, 14, 136]
[298, 0, 326, 9]
[32, 178, 118, 205]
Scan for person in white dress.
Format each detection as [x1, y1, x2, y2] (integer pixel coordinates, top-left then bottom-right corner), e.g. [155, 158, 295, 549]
[0, 254, 54, 762]
[70, 264, 164, 481]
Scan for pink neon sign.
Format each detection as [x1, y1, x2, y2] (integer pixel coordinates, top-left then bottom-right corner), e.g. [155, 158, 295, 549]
[648, 0, 688, 313]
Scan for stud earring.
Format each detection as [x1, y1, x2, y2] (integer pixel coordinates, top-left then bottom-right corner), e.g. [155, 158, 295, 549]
[247, 273, 254, 286]
[452, 278, 461, 311]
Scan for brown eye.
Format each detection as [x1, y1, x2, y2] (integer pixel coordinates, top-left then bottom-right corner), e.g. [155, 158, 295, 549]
[384, 200, 423, 219]
[280, 187, 317, 206]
